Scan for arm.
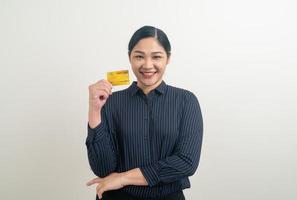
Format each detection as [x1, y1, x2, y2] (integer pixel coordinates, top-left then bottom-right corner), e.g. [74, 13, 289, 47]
[85, 105, 118, 177]
[86, 168, 148, 199]
[139, 92, 203, 186]
[86, 93, 202, 197]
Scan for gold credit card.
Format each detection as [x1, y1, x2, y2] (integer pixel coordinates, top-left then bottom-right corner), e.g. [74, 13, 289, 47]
[107, 70, 130, 86]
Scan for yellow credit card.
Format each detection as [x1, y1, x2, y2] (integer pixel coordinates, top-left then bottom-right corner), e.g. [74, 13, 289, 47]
[107, 70, 130, 86]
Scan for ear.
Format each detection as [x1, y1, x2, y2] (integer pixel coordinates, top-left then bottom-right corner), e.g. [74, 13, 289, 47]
[128, 53, 132, 63]
[166, 54, 171, 65]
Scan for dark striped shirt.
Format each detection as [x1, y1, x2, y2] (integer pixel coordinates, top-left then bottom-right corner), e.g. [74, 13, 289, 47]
[85, 80, 203, 199]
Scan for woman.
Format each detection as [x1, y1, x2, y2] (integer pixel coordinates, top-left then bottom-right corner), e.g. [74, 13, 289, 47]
[86, 26, 203, 200]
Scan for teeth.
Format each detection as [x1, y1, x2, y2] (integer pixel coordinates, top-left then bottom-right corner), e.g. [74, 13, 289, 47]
[141, 72, 156, 78]
[143, 72, 154, 76]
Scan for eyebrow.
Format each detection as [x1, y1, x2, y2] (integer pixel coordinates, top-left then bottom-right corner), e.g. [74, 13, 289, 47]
[133, 50, 165, 55]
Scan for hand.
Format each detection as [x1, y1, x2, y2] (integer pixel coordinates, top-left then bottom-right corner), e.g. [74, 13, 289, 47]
[88, 79, 112, 112]
[86, 173, 126, 199]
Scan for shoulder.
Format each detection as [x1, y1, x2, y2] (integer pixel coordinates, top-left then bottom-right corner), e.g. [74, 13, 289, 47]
[166, 85, 203, 121]
[166, 84, 202, 114]
[166, 84, 199, 102]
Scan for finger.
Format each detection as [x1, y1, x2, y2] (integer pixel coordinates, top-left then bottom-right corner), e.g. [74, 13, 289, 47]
[86, 177, 102, 186]
[97, 188, 105, 200]
[94, 86, 111, 96]
[92, 82, 111, 93]
[96, 184, 101, 198]
[99, 82, 112, 94]
[102, 79, 113, 88]
[98, 90, 109, 100]
[92, 80, 111, 93]
[101, 82, 112, 94]
[96, 79, 112, 88]
[96, 183, 102, 196]
[86, 179, 96, 186]
[92, 82, 110, 91]
[101, 79, 113, 88]
[96, 79, 112, 90]
[95, 79, 106, 85]
[90, 89, 109, 100]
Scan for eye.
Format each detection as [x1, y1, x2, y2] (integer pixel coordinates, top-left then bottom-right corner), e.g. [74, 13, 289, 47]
[134, 55, 144, 60]
[153, 55, 162, 60]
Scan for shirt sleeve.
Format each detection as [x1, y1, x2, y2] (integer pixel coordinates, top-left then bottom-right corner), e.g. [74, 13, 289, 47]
[139, 92, 203, 187]
[85, 105, 117, 177]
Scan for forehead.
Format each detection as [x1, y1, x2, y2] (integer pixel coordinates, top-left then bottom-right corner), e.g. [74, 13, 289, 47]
[132, 37, 166, 53]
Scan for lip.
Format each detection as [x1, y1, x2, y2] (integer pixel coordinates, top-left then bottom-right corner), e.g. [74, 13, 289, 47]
[140, 71, 157, 79]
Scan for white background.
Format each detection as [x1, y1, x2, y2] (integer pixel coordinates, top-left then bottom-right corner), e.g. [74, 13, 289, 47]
[1, 0, 296, 199]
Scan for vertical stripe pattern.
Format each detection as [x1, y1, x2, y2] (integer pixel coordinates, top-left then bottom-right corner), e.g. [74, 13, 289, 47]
[85, 81, 203, 199]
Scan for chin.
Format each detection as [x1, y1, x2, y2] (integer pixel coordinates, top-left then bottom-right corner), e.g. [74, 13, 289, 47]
[141, 78, 160, 87]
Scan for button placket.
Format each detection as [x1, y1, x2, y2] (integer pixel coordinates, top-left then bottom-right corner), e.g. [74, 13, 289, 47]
[143, 96, 150, 141]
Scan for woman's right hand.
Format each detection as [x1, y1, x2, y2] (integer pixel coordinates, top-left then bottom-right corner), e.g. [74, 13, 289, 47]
[88, 80, 112, 128]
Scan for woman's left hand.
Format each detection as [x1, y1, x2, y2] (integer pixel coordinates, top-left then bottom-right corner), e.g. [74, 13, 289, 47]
[86, 173, 126, 199]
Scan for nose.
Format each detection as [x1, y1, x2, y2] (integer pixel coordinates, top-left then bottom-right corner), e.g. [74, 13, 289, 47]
[143, 58, 154, 69]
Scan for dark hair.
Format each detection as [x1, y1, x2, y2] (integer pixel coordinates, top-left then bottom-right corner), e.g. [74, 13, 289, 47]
[128, 25, 171, 57]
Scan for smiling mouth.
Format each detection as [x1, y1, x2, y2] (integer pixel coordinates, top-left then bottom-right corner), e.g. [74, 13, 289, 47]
[140, 71, 157, 78]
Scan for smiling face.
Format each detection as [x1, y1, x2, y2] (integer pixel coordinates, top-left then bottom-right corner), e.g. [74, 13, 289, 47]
[129, 37, 170, 94]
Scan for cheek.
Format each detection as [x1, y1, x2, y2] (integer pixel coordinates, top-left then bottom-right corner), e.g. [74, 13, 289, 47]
[155, 61, 167, 70]
[131, 64, 141, 75]
[131, 59, 143, 67]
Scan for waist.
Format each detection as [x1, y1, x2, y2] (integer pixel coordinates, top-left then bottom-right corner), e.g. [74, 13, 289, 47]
[101, 189, 185, 200]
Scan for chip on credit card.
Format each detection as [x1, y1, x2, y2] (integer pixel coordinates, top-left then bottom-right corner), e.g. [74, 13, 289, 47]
[107, 70, 130, 86]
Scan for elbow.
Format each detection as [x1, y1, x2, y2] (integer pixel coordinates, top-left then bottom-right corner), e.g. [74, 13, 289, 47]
[182, 155, 200, 177]
[187, 162, 199, 176]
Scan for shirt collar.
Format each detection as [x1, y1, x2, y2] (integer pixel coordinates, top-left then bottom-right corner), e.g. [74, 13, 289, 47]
[128, 80, 167, 96]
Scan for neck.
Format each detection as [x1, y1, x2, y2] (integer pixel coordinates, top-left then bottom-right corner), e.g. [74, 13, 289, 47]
[137, 79, 163, 95]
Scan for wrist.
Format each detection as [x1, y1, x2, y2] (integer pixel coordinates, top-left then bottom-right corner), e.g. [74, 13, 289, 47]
[88, 107, 100, 114]
[88, 109, 101, 129]
[121, 168, 148, 187]
[121, 171, 131, 187]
